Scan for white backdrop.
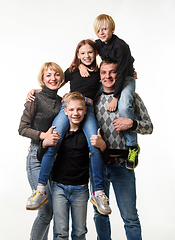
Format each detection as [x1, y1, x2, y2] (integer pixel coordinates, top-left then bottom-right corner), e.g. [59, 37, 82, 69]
[0, 0, 175, 239]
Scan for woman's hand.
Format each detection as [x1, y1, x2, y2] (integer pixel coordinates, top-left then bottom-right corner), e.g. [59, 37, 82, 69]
[42, 126, 61, 148]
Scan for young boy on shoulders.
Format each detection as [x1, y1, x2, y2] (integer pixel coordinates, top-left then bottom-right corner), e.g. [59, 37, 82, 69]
[94, 14, 139, 169]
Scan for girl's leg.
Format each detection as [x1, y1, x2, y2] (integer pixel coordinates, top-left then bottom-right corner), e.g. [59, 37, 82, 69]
[118, 77, 137, 146]
[38, 102, 69, 185]
[82, 103, 111, 215]
[26, 143, 52, 240]
[82, 103, 104, 191]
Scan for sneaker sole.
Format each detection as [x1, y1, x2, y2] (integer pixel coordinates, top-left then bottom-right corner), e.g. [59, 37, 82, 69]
[90, 198, 111, 215]
[26, 198, 48, 210]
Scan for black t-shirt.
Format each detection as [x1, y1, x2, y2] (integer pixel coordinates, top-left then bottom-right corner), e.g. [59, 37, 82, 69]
[37, 128, 90, 185]
[64, 68, 100, 100]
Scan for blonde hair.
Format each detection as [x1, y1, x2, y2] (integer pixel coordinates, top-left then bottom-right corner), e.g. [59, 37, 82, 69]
[93, 14, 115, 34]
[38, 62, 64, 89]
[64, 92, 86, 108]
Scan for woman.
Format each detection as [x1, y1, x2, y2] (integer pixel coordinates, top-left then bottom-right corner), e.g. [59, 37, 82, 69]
[18, 62, 63, 240]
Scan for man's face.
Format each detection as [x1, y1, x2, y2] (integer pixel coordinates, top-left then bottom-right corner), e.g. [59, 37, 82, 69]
[100, 63, 117, 92]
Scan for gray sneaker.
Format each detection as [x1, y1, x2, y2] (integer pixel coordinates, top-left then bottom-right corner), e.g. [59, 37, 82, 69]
[90, 191, 112, 215]
[26, 190, 48, 210]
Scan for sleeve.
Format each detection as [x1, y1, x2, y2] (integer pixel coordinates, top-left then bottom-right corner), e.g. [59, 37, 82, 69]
[18, 101, 41, 141]
[64, 68, 72, 83]
[133, 94, 153, 135]
[37, 140, 48, 162]
[113, 44, 132, 98]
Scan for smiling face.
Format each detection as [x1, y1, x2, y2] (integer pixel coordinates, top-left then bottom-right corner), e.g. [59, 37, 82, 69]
[96, 21, 114, 44]
[100, 63, 117, 92]
[64, 99, 87, 130]
[42, 68, 62, 90]
[77, 44, 96, 66]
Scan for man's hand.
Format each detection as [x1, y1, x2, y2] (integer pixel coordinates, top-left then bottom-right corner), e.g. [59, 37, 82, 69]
[41, 126, 61, 148]
[90, 128, 106, 152]
[113, 117, 133, 131]
[107, 97, 118, 112]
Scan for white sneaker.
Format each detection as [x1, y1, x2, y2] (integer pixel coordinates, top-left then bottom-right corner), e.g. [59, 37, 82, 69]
[90, 191, 112, 215]
[26, 190, 48, 210]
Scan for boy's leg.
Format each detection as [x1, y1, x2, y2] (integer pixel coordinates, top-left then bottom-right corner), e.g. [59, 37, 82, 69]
[82, 103, 111, 215]
[70, 184, 89, 240]
[118, 77, 139, 169]
[52, 182, 69, 239]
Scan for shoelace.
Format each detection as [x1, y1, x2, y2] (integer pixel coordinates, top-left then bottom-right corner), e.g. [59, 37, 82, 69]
[97, 193, 109, 205]
[128, 148, 139, 162]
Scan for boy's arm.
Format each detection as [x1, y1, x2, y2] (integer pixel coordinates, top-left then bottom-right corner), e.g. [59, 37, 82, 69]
[90, 128, 106, 153]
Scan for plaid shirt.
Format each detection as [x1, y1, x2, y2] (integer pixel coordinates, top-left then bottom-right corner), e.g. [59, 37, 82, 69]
[95, 92, 153, 150]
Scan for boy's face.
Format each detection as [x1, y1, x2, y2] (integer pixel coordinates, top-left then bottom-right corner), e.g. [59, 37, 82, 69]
[64, 100, 87, 127]
[100, 63, 117, 92]
[96, 21, 114, 44]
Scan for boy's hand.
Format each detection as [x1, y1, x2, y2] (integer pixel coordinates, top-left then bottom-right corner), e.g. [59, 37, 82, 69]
[79, 64, 94, 77]
[42, 126, 61, 148]
[90, 128, 106, 152]
[107, 97, 118, 112]
[113, 117, 133, 131]
[133, 71, 138, 79]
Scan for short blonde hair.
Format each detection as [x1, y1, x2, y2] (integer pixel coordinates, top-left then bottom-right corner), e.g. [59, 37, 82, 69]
[64, 92, 86, 108]
[38, 62, 64, 89]
[93, 14, 115, 34]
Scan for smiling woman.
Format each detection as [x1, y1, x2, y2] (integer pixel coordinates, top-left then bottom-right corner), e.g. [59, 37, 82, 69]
[18, 62, 63, 240]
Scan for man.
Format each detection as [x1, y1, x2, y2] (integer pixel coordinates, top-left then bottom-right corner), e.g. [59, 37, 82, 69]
[90, 58, 153, 240]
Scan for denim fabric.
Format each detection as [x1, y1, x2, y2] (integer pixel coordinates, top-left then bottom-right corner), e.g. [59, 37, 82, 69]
[52, 182, 89, 240]
[26, 143, 53, 240]
[38, 102, 104, 191]
[90, 160, 142, 240]
[118, 77, 137, 146]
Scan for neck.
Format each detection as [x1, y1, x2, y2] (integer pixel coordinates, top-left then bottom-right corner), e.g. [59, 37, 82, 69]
[69, 123, 81, 132]
[103, 87, 115, 93]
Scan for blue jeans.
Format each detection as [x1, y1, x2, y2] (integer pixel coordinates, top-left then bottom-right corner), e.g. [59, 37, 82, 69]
[27, 143, 53, 240]
[52, 182, 89, 240]
[118, 76, 137, 146]
[38, 101, 104, 191]
[90, 159, 142, 240]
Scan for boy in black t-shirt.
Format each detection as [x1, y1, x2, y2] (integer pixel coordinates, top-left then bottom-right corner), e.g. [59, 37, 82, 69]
[37, 92, 111, 239]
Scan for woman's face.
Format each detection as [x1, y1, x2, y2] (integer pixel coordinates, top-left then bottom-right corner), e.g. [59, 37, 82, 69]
[42, 68, 62, 90]
[77, 44, 96, 66]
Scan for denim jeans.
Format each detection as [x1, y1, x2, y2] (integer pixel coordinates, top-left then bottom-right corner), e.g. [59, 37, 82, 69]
[52, 182, 89, 240]
[90, 159, 142, 240]
[118, 76, 137, 146]
[27, 143, 53, 240]
[38, 101, 104, 191]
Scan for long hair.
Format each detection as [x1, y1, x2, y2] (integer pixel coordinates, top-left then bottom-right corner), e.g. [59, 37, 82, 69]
[69, 39, 98, 72]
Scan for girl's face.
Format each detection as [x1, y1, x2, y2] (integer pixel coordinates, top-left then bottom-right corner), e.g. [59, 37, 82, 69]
[77, 44, 96, 66]
[42, 68, 62, 90]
